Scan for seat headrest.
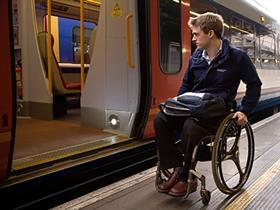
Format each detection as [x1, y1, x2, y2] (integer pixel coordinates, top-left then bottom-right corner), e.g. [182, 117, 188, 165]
[38, 31, 55, 47]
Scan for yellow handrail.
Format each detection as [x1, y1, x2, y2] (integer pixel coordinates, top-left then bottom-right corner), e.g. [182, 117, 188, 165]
[47, 0, 53, 93]
[125, 14, 135, 68]
[80, 0, 85, 90]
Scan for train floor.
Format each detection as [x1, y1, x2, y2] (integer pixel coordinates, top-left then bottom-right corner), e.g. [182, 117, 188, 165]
[13, 109, 128, 171]
[53, 112, 280, 210]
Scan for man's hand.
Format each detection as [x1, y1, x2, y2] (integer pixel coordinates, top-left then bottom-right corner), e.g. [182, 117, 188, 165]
[232, 111, 248, 126]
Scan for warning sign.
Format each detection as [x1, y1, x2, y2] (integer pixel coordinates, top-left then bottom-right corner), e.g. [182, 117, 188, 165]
[112, 3, 122, 17]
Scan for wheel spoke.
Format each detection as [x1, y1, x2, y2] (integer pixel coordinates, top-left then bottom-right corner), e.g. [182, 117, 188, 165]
[231, 134, 240, 151]
[223, 152, 234, 161]
[232, 149, 244, 178]
[224, 136, 240, 161]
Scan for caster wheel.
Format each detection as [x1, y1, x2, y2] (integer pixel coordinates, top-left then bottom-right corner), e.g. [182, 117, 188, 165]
[201, 190, 211, 206]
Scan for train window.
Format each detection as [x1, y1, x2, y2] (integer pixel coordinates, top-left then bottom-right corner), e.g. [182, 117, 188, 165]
[41, 15, 96, 64]
[230, 17, 256, 63]
[277, 35, 280, 67]
[259, 31, 276, 68]
[72, 26, 94, 64]
[223, 22, 230, 40]
[159, 0, 182, 74]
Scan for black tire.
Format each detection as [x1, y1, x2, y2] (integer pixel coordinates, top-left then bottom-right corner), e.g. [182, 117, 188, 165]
[212, 113, 254, 195]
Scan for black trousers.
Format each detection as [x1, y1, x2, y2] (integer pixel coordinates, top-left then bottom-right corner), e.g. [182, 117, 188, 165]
[154, 111, 224, 180]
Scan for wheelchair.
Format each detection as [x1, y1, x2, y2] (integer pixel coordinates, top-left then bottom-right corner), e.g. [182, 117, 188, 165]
[155, 112, 254, 206]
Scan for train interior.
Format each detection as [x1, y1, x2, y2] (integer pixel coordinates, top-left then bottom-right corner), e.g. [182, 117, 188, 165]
[12, 0, 142, 171]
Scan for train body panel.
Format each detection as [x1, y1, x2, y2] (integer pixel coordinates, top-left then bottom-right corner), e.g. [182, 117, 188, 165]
[0, 0, 15, 182]
[143, 0, 191, 138]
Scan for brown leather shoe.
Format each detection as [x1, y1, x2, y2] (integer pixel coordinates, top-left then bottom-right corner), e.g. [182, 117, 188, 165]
[168, 181, 188, 197]
[168, 179, 198, 197]
[157, 167, 181, 193]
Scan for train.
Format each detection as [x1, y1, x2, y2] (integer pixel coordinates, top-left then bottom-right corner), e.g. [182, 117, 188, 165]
[1, 0, 280, 207]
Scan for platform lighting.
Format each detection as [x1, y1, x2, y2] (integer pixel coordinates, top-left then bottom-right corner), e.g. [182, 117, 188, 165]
[260, 15, 265, 23]
[85, 0, 101, 5]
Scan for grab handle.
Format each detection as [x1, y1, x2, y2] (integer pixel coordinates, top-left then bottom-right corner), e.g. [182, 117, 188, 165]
[125, 14, 135, 68]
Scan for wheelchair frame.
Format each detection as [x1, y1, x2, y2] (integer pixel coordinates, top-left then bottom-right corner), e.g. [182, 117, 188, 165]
[155, 113, 255, 206]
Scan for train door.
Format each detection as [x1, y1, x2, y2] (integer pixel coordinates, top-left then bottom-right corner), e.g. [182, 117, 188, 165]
[143, 0, 191, 138]
[0, 0, 16, 182]
[81, 0, 142, 136]
[1, 0, 147, 177]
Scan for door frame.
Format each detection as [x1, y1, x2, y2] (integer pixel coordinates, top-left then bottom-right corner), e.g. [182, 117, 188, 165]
[130, 0, 152, 138]
[0, 0, 17, 182]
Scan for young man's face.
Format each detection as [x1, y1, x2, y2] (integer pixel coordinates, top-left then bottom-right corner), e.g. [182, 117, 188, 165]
[191, 26, 211, 49]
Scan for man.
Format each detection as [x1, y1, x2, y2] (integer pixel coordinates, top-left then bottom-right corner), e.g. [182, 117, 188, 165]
[154, 12, 262, 197]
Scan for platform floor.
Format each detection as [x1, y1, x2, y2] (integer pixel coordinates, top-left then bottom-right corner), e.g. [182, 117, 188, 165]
[53, 112, 280, 210]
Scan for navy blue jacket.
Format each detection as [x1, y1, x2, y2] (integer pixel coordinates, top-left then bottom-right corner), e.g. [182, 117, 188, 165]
[178, 38, 262, 115]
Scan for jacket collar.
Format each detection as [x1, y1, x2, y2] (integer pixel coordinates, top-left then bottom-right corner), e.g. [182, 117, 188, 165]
[202, 40, 222, 65]
[192, 37, 230, 67]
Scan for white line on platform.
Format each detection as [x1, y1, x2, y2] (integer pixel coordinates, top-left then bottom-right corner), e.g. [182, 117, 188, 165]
[51, 167, 157, 210]
[251, 111, 280, 131]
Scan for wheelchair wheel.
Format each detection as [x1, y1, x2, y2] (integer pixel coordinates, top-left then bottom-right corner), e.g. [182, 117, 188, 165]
[212, 113, 254, 195]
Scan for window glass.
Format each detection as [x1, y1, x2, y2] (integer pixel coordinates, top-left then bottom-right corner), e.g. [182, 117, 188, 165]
[72, 26, 94, 64]
[259, 31, 275, 67]
[277, 35, 280, 67]
[159, 0, 182, 74]
[230, 17, 256, 63]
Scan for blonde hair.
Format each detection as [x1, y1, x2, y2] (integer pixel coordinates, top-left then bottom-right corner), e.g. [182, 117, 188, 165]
[188, 12, 224, 38]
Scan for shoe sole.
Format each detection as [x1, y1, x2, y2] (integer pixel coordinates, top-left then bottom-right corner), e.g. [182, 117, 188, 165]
[156, 185, 171, 193]
[168, 191, 187, 197]
[168, 181, 198, 197]
[157, 188, 169, 193]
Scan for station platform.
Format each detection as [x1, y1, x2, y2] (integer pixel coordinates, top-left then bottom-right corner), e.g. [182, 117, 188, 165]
[52, 112, 280, 210]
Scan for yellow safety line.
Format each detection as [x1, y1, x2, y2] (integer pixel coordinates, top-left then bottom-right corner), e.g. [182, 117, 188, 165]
[225, 158, 280, 210]
[47, 0, 53, 93]
[80, 0, 85, 90]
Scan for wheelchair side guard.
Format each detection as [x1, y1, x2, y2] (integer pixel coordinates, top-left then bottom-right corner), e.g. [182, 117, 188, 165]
[211, 113, 255, 195]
